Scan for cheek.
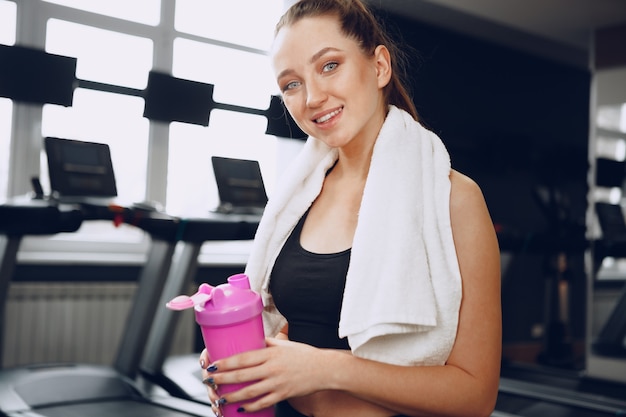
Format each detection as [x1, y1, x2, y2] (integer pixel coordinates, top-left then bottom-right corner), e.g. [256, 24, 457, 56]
[282, 96, 301, 117]
[282, 97, 313, 132]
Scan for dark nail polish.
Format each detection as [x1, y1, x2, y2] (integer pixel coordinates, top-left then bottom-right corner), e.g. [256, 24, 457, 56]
[237, 406, 245, 413]
[202, 376, 215, 385]
[218, 397, 227, 405]
[207, 364, 218, 372]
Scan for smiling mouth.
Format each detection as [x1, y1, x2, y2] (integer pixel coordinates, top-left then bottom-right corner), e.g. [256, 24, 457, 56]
[314, 107, 343, 124]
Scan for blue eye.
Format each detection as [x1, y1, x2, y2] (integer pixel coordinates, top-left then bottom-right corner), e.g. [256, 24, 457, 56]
[283, 80, 301, 92]
[322, 62, 338, 72]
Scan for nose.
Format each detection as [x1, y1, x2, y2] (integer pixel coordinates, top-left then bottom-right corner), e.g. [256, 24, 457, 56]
[305, 80, 327, 108]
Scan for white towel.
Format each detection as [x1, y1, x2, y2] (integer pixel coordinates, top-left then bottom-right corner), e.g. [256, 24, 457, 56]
[246, 106, 462, 366]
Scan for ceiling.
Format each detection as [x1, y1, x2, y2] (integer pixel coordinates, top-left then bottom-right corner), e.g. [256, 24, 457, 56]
[366, 0, 626, 67]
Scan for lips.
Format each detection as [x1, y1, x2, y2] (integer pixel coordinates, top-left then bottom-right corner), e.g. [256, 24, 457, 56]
[313, 107, 343, 124]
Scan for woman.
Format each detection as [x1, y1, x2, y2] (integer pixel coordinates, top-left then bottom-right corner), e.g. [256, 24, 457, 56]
[200, 1, 501, 416]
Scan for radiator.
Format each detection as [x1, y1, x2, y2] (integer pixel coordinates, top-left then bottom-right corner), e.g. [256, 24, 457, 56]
[3, 282, 195, 368]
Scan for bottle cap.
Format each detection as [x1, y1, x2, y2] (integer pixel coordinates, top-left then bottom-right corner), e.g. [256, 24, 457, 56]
[166, 274, 263, 326]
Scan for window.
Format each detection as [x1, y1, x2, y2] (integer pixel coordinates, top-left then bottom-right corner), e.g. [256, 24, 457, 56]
[46, 19, 153, 89]
[594, 103, 626, 204]
[167, 110, 277, 216]
[0, 98, 12, 200]
[0, 0, 16, 46]
[0, 1, 16, 200]
[42, 0, 161, 26]
[173, 38, 278, 109]
[41, 88, 149, 203]
[597, 103, 626, 134]
[174, 0, 283, 51]
[37, 88, 149, 249]
[6, 0, 297, 263]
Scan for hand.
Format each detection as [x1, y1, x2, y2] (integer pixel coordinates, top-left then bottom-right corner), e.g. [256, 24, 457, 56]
[199, 349, 223, 417]
[203, 337, 329, 413]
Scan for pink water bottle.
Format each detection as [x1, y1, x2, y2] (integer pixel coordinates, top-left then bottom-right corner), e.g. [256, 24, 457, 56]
[166, 273, 274, 417]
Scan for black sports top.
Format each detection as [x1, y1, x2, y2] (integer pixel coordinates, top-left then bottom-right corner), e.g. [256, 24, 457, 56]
[269, 209, 351, 350]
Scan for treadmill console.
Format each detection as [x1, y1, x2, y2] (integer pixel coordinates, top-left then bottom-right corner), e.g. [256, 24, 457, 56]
[45, 137, 118, 198]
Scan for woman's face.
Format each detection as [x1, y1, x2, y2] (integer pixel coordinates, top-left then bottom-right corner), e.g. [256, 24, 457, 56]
[271, 15, 391, 151]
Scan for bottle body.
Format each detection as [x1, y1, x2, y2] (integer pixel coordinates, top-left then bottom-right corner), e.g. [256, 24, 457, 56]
[193, 274, 274, 417]
[198, 313, 272, 416]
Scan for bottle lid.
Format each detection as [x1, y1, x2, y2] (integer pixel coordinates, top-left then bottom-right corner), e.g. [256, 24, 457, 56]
[166, 285, 212, 310]
[166, 274, 263, 326]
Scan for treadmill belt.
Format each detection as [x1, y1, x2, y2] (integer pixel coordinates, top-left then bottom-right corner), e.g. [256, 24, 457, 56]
[496, 392, 617, 417]
[37, 399, 200, 417]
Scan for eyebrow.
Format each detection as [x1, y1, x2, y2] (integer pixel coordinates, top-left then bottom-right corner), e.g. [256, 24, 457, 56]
[276, 46, 342, 81]
[309, 46, 341, 65]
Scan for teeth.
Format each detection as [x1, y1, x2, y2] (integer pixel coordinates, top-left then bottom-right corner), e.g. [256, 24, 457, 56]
[316, 108, 342, 123]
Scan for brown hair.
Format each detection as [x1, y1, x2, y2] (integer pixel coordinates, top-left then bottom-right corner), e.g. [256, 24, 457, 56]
[275, 0, 418, 121]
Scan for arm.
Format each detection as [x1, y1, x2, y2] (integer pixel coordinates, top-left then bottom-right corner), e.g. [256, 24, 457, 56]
[322, 170, 502, 416]
[205, 170, 501, 417]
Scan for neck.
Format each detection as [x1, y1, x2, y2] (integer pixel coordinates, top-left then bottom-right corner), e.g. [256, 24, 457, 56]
[334, 105, 387, 181]
[335, 144, 373, 182]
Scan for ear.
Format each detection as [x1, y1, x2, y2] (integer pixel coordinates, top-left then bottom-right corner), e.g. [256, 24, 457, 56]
[374, 45, 392, 88]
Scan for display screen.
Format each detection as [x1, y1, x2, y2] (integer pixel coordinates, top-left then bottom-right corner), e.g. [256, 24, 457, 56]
[61, 143, 107, 174]
[212, 156, 267, 209]
[45, 137, 117, 197]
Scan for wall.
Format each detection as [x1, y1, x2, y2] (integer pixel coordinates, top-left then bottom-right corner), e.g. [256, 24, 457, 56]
[382, 11, 591, 367]
[5, 263, 247, 367]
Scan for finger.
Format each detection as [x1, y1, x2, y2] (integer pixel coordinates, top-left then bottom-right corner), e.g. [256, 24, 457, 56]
[264, 336, 287, 347]
[203, 375, 220, 393]
[203, 379, 222, 417]
[209, 364, 266, 388]
[205, 385, 223, 417]
[199, 348, 210, 369]
[227, 388, 282, 414]
[218, 376, 281, 408]
[209, 399, 223, 417]
[211, 347, 270, 373]
[200, 349, 216, 384]
[207, 386, 221, 404]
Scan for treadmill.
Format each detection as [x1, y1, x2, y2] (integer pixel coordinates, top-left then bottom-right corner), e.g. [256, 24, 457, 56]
[0, 137, 216, 416]
[496, 364, 626, 416]
[0, 198, 83, 365]
[0, 199, 216, 417]
[487, 222, 625, 415]
[136, 157, 263, 402]
[139, 211, 261, 403]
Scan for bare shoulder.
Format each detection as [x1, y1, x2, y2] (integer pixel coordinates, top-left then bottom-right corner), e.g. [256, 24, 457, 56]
[448, 169, 497, 247]
[449, 169, 486, 211]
